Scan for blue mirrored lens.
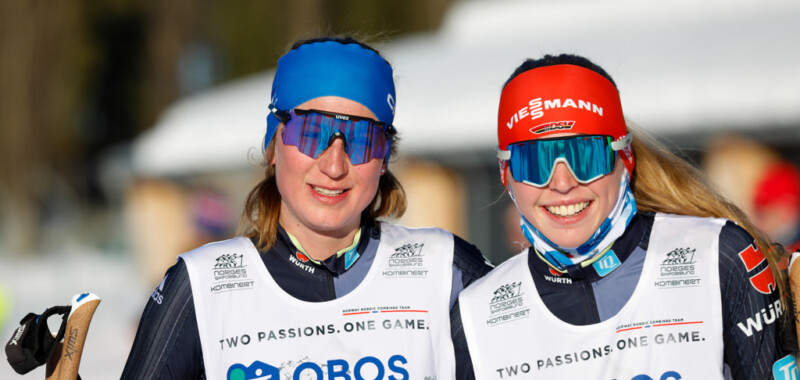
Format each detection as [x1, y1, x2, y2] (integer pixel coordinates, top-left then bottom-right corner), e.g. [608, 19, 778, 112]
[508, 136, 615, 186]
[281, 110, 392, 165]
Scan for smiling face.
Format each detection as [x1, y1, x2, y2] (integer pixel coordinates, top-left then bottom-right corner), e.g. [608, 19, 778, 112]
[273, 96, 385, 241]
[508, 156, 624, 249]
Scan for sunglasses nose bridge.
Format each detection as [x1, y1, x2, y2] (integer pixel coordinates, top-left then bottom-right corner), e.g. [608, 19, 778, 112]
[326, 131, 348, 153]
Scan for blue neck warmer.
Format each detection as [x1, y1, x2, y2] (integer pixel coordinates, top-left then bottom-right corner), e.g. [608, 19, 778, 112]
[515, 169, 638, 271]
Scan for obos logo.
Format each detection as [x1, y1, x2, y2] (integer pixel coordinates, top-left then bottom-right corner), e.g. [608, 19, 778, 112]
[227, 355, 409, 380]
[625, 371, 681, 380]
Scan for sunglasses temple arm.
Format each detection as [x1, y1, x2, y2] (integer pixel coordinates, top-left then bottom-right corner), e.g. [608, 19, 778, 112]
[610, 134, 633, 151]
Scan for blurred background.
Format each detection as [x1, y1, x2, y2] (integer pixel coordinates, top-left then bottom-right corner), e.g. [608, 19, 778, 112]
[1, 0, 799, 377]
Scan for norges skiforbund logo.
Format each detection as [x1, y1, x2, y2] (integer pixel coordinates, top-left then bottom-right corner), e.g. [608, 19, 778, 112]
[655, 247, 701, 289]
[383, 243, 428, 278]
[486, 281, 530, 326]
[211, 253, 254, 294]
[227, 355, 410, 380]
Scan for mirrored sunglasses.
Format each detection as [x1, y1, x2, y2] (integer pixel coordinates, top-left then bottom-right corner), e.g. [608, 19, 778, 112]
[497, 135, 630, 187]
[271, 106, 396, 165]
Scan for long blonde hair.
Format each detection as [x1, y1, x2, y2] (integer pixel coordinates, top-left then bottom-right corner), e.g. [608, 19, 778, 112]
[630, 123, 787, 297]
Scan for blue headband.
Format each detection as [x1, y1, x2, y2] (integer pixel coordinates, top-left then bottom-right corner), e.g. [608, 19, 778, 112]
[265, 40, 396, 148]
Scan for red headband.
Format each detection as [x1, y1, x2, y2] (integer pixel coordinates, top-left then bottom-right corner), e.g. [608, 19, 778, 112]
[497, 64, 634, 175]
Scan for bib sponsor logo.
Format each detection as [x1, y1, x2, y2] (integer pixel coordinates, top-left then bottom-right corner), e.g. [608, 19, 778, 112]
[627, 371, 682, 380]
[227, 355, 410, 380]
[495, 315, 707, 377]
[215, 253, 244, 269]
[383, 243, 428, 278]
[211, 253, 254, 294]
[737, 243, 776, 294]
[218, 313, 429, 352]
[498, 323, 705, 377]
[773, 354, 800, 380]
[486, 282, 530, 326]
[655, 247, 701, 289]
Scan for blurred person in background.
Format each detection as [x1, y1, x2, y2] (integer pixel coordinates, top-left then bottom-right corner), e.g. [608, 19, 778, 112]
[189, 187, 234, 246]
[753, 161, 800, 254]
[121, 36, 491, 379]
[455, 54, 794, 379]
[703, 135, 800, 263]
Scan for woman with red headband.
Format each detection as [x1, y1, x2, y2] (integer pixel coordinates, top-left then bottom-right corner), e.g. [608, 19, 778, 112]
[122, 36, 492, 379]
[455, 54, 794, 379]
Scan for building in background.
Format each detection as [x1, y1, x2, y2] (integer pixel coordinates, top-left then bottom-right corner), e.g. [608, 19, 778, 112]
[127, 0, 800, 269]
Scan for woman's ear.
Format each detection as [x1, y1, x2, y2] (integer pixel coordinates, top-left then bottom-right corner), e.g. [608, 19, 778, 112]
[380, 163, 387, 175]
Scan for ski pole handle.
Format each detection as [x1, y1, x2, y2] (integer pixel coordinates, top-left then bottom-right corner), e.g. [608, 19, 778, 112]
[45, 293, 101, 380]
[789, 253, 800, 350]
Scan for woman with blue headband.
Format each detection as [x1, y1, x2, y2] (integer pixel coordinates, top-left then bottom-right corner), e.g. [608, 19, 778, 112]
[121, 36, 492, 379]
[455, 54, 793, 379]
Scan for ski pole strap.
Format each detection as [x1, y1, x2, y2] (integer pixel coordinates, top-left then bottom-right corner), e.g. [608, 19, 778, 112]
[5, 305, 71, 374]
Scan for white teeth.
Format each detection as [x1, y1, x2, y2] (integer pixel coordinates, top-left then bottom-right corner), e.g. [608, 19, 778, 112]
[546, 202, 589, 217]
[312, 186, 344, 196]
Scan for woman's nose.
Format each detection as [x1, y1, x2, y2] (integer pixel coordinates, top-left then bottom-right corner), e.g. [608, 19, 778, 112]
[317, 137, 349, 178]
[548, 161, 579, 193]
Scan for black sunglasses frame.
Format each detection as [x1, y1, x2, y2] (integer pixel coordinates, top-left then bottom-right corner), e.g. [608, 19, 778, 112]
[269, 104, 397, 138]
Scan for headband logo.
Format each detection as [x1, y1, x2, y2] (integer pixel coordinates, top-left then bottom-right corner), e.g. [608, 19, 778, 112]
[531, 121, 575, 134]
[506, 97, 604, 130]
[387, 93, 395, 115]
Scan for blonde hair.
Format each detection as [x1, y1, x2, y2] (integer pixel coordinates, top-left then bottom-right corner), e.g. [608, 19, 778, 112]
[629, 123, 787, 297]
[238, 138, 407, 251]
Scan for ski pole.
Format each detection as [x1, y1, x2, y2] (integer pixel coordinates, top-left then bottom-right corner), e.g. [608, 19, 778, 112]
[45, 293, 101, 380]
